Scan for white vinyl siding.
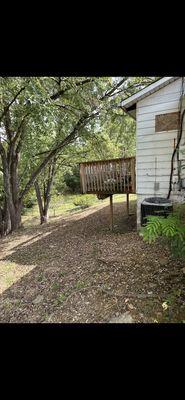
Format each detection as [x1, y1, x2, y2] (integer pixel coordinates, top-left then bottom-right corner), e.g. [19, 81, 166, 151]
[136, 78, 185, 197]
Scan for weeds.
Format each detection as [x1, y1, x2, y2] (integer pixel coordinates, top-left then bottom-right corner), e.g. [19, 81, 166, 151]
[51, 282, 61, 291]
[75, 281, 86, 289]
[73, 195, 95, 208]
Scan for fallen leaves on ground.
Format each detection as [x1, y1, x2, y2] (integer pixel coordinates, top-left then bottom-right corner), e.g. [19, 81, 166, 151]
[0, 201, 184, 323]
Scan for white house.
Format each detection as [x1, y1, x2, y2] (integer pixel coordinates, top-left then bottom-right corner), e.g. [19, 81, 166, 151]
[121, 77, 185, 227]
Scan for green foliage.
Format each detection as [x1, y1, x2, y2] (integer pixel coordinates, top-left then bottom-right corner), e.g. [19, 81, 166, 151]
[63, 166, 81, 193]
[141, 213, 185, 258]
[57, 293, 67, 302]
[73, 194, 94, 208]
[141, 215, 162, 243]
[75, 281, 86, 289]
[23, 191, 37, 208]
[51, 282, 61, 291]
[0, 76, 156, 229]
[173, 203, 185, 222]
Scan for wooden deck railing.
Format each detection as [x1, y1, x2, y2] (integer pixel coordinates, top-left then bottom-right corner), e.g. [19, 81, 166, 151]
[80, 157, 136, 195]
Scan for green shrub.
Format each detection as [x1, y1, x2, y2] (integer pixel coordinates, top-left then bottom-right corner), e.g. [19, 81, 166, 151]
[23, 192, 37, 208]
[73, 195, 94, 208]
[63, 166, 81, 193]
[140, 213, 185, 258]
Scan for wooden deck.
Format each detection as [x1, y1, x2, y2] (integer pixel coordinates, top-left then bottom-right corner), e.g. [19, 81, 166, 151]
[80, 157, 136, 195]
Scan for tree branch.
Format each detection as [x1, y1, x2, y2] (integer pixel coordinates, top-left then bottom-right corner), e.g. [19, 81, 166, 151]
[33, 111, 100, 158]
[54, 104, 79, 117]
[50, 78, 94, 100]
[19, 112, 90, 199]
[0, 140, 6, 158]
[0, 86, 26, 123]
[12, 113, 30, 151]
[19, 77, 125, 200]
[3, 109, 13, 141]
[107, 81, 154, 99]
[99, 78, 127, 100]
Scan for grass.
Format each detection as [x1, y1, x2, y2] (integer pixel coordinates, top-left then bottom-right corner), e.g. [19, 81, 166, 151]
[57, 293, 67, 302]
[37, 274, 44, 282]
[51, 282, 61, 291]
[74, 280, 86, 289]
[58, 271, 65, 278]
[22, 193, 137, 226]
[0, 261, 35, 294]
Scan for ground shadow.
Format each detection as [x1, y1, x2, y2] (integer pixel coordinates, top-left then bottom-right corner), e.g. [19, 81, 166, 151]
[0, 200, 184, 323]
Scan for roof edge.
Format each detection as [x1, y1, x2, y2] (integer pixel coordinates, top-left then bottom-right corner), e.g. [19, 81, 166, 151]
[121, 77, 180, 110]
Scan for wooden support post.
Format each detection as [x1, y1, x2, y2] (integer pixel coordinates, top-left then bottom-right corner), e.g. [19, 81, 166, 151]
[80, 163, 85, 193]
[126, 193, 129, 216]
[110, 194, 113, 231]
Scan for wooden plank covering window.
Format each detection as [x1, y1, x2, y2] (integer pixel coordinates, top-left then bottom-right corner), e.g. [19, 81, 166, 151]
[155, 111, 180, 132]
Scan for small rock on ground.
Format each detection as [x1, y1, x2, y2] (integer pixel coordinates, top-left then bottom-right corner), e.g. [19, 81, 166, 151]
[159, 257, 168, 266]
[109, 311, 134, 323]
[33, 295, 44, 305]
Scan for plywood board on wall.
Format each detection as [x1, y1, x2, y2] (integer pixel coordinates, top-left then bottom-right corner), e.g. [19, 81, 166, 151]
[155, 111, 180, 132]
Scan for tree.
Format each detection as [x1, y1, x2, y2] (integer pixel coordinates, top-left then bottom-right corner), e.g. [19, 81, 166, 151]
[0, 76, 156, 235]
[34, 157, 57, 224]
[63, 166, 81, 193]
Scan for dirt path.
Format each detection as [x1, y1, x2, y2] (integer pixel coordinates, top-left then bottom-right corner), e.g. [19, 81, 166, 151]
[0, 200, 185, 323]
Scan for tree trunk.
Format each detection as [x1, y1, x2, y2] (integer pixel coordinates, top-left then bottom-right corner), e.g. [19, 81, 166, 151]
[0, 207, 4, 237]
[0, 142, 22, 235]
[0, 199, 22, 236]
[41, 208, 49, 224]
[34, 160, 56, 225]
[0, 98, 28, 236]
[34, 181, 49, 224]
[11, 203, 22, 230]
[34, 181, 45, 224]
